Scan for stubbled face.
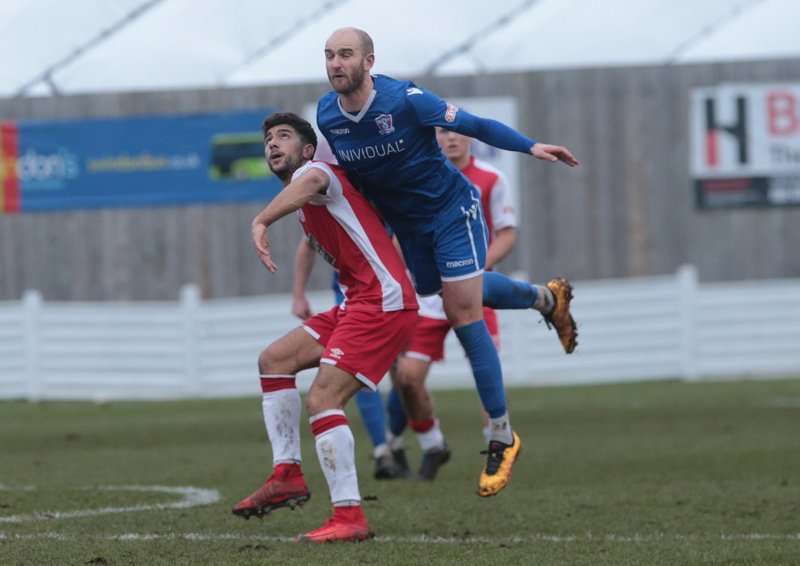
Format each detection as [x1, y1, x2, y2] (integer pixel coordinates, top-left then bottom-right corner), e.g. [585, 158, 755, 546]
[324, 30, 371, 96]
[436, 127, 472, 165]
[264, 125, 308, 181]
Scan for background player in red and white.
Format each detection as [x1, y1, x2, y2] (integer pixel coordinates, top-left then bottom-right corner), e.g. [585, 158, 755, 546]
[232, 112, 418, 543]
[389, 127, 520, 479]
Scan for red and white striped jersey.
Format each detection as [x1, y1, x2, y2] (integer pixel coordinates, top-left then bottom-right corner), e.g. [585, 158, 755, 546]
[293, 161, 418, 313]
[460, 156, 517, 242]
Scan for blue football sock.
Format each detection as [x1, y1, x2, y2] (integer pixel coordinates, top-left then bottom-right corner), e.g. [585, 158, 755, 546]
[331, 272, 345, 305]
[482, 271, 537, 309]
[386, 387, 407, 438]
[354, 389, 387, 448]
[454, 320, 507, 418]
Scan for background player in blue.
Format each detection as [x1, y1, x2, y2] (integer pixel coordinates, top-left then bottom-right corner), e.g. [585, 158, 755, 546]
[318, 27, 579, 497]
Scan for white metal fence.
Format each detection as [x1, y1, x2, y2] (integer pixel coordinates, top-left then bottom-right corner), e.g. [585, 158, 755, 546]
[1, 265, 799, 401]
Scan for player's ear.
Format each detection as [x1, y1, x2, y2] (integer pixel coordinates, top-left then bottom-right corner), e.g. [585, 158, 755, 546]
[364, 52, 375, 71]
[303, 144, 316, 160]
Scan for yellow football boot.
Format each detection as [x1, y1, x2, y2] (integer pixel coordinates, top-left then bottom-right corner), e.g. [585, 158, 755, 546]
[478, 432, 522, 497]
[544, 278, 578, 354]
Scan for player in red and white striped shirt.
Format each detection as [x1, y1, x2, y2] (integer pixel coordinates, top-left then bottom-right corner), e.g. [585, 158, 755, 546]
[232, 112, 418, 543]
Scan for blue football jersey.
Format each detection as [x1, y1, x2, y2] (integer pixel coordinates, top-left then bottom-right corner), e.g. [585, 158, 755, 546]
[317, 75, 531, 231]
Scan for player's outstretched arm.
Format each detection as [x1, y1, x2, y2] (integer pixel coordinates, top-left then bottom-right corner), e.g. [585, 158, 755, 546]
[531, 143, 580, 167]
[429, 103, 580, 167]
[251, 168, 330, 273]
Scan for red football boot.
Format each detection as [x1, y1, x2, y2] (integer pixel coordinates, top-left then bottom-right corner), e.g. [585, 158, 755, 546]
[296, 505, 374, 543]
[232, 463, 310, 519]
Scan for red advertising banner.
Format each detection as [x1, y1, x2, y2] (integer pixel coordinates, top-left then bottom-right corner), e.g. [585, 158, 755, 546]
[1, 122, 21, 213]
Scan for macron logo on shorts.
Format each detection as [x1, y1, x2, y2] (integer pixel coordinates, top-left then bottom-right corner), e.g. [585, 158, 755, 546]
[446, 258, 475, 268]
[329, 348, 344, 359]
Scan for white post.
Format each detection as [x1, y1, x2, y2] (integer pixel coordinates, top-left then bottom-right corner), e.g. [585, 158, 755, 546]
[22, 290, 43, 402]
[181, 284, 201, 398]
[677, 264, 699, 381]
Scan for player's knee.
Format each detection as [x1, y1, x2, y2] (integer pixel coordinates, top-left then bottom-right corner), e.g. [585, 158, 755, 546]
[257, 348, 271, 374]
[445, 311, 482, 328]
[443, 301, 483, 327]
[306, 389, 334, 416]
[394, 364, 423, 392]
[258, 344, 287, 374]
[305, 394, 319, 416]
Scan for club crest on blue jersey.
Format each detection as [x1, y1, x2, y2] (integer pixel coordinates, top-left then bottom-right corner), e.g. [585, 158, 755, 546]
[445, 103, 459, 122]
[375, 114, 395, 136]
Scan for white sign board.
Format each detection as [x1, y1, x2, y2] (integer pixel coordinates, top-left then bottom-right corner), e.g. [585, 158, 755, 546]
[690, 83, 800, 208]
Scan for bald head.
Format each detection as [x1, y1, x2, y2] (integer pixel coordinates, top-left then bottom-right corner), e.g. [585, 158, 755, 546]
[326, 27, 374, 58]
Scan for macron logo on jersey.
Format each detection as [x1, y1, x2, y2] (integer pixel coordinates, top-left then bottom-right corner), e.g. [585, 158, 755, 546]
[462, 202, 479, 220]
[406, 87, 423, 96]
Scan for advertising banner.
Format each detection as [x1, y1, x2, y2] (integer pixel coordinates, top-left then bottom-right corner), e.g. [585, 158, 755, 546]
[690, 83, 800, 209]
[0, 109, 280, 213]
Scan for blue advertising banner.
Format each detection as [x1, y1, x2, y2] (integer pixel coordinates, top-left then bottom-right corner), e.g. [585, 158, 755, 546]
[2, 109, 281, 213]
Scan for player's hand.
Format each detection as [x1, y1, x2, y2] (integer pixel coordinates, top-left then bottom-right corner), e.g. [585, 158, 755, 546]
[251, 222, 278, 273]
[292, 295, 313, 320]
[531, 143, 580, 167]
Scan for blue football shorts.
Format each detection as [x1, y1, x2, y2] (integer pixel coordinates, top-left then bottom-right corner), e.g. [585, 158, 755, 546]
[396, 189, 489, 296]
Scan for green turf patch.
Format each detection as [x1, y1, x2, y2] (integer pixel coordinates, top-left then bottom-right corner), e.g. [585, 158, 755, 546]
[2, 379, 799, 564]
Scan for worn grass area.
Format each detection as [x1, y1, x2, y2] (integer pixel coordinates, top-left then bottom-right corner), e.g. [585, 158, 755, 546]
[2, 378, 800, 565]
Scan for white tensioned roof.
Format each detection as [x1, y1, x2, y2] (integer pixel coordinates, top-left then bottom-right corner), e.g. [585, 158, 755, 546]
[2, 0, 797, 99]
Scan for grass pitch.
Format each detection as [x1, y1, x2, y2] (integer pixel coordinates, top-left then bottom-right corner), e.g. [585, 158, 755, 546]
[2, 379, 800, 565]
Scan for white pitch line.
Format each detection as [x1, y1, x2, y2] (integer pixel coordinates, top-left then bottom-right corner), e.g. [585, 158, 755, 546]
[1, 532, 799, 544]
[2, 485, 798, 544]
[0, 485, 219, 524]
